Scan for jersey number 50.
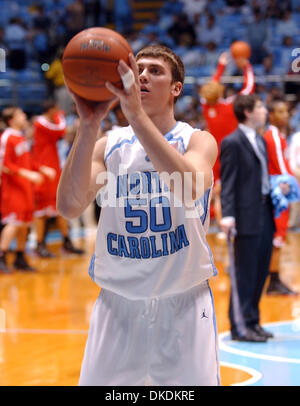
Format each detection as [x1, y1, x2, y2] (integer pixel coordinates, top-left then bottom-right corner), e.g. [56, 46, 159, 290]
[125, 196, 172, 233]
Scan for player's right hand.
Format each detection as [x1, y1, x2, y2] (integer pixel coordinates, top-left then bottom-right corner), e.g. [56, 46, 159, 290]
[220, 217, 236, 236]
[66, 84, 117, 125]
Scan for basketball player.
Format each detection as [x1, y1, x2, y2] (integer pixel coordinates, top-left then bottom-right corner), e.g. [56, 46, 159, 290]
[200, 52, 255, 230]
[264, 99, 298, 295]
[57, 45, 220, 385]
[0, 107, 44, 273]
[32, 100, 84, 257]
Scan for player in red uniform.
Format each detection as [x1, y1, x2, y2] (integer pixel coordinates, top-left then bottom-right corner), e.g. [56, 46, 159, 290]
[264, 99, 298, 295]
[0, 107, 44, 273]
[200, 52, 255, 229]
[32, 100, 84, 257]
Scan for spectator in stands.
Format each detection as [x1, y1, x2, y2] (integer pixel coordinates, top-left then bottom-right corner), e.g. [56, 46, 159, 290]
[167, 13, 196, 46]
[198, 14, 223, 47]
[265, 0, 282, 19]
[182, 0, 207, 21]
[160, 0, 184, 16]
[276, 9, 299, 38]
[32, 4, 51, 31]
[65, 0, 85, 44]
[204, 41, 220, 67]
[114, 0, 133, 34]
[262, 54, 276, 75]
[45, 47, 74, 115]
[246, 7, 269, 64]
[84, 0, 102, 27]
[31, 6, 51, 64]
[4, 18, 28, 70]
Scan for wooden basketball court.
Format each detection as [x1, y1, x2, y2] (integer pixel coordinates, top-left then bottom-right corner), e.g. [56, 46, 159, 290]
[0, 227, 299, 386]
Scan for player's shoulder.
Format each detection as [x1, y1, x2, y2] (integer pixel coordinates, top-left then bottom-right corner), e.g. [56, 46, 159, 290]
[1, 128, 22, 143]
[105, 125, 134, 145]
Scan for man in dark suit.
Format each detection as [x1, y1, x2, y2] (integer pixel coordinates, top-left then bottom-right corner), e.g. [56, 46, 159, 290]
[220, 94, 275, 342]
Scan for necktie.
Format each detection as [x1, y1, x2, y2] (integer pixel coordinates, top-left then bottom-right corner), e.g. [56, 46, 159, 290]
[254, 134, 270, 195]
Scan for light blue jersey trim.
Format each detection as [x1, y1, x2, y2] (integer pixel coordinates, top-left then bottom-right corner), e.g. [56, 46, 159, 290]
[164, 121, 180, 140]
[88, 253, 95, 281]
[104, 135, 137, 164]
[195, 188, 218, 277]
[207, 280, 221, 386]
[195, 188, 211, 225]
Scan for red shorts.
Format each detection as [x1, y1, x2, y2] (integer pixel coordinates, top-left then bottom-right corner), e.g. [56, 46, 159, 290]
[1, 211, 33, 225]
[273, 208, 289, 247]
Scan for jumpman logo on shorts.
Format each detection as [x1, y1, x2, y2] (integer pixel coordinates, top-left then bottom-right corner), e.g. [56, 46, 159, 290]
[201, 309, 208, 319]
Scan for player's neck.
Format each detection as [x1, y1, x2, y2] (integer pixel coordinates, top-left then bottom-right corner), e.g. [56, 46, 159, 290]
[270, 122, 284, 132]
[43, 113, 54, 122]
[148, 109, 177, 136]
[9, 124, 22, 132]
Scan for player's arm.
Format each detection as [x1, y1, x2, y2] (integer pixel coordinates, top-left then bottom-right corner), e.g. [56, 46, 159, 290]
[57, 94, 116, 219]
[212, 52, 228, 82]
[239, 61, 255, 95]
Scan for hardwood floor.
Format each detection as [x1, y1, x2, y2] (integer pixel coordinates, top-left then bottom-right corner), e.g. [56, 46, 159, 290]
[0, 229, 299, 386]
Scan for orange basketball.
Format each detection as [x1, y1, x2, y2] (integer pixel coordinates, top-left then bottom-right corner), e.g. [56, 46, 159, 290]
[230, 41, 251, 60]
[62, 27, 132, 101]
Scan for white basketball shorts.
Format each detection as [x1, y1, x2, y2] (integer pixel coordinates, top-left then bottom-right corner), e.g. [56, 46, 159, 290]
[79, 281, 220, 386]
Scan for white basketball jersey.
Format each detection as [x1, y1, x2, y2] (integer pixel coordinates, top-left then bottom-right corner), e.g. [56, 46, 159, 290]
[89, 121, 217, 299]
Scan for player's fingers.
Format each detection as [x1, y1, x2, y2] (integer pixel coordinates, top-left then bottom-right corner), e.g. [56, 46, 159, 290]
[105, 81, 124, 98]
[129, 53, 139, 83]
[118, 60, 135, 91]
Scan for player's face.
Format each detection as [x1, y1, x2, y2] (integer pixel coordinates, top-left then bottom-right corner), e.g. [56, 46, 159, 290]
[137, 57, 182, 113]
[248, 100, 267, 129]
[12, 108, 28, 130]
[270, 102, 289, 128]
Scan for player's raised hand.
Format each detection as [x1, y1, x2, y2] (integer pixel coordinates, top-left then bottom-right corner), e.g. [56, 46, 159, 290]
[105, 53, 142, 122]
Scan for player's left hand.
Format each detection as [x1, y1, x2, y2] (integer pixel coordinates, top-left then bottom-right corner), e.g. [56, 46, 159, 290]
[40, 165, 56, 180]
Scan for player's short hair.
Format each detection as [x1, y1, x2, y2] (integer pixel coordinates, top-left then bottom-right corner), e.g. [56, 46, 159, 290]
[267, 97, 287, 113]
[1, 106, 19, 126]
[136, 44, 184, 102]
[42, 99, 57, 113]
[200, 80, 224, 104]
[233, 94, 261, 123]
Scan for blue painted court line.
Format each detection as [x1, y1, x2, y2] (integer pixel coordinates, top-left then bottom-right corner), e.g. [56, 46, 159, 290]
[219, 321, 300, 386]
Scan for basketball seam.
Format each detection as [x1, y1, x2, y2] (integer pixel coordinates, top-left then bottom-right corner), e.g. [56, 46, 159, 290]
[63, 56, 120, 63]
[63, 70, 123, 88]
[64, 31, 132, 59]
[84, 29, 132, 54]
